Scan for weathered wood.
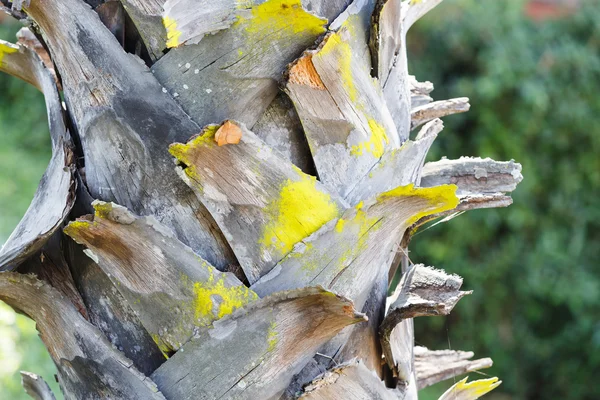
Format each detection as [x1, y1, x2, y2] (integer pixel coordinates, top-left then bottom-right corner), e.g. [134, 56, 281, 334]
[20, 371, 56, 400]
[281, 274, 390, 399]
[411, 97, 470, 130]
[152, 0, 348, 130]
[0, 39, 75, 271]
[414, 346, 493, 390]
[370, 0, 411, 142]
[344, 118, 443, 206]
[63, 236, 167, 376]
[286, 0, 400, 198]
[0, 273, 166, 400]
[119, 0, 166, 60]
[162, 0, 353, 48]
[18, 233, 88, 320]
[252, 184, 459, 311]
[410, 75, 434, 107]
[64, 200, 257, 353]
[301, 361, 400, 399]
[151, 287, 366, 400]
[253, 93, 316, 175]
[171, 121, 346, 283]
[21, 0, 237, 270]
[421, 157, 523, 209]
[380, 265, 471, 377]
[439, 377, 502, 400]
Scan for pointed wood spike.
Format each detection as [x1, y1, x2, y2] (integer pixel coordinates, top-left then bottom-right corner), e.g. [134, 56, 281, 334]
[171, 121, 347, 284]
[286, 1, 400, 198]
[64, 201, 257, 354]
[416, 157, 524, 224]
[301, 360, 401, 399]
[21, 0, 237, 270]
[380, 265, 471, 377]
[20, 371, 56, 400]
[0, 273, 166, 399]
[0, 39, 75, 271]
[439, 376, 502, 400]
[415, 346, 493, 390]
[252, 184, 459, 311]
[411, 97, 470, 130]
[150, 287, 366, 400]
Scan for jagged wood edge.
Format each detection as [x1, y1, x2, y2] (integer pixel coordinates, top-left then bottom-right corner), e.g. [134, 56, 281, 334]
[64, 200, 256, 353]
[150, 286, 366, 400]
[300, 360, 400, 399]
[414, 346, 493, 390]
[379, 265, 471, 384]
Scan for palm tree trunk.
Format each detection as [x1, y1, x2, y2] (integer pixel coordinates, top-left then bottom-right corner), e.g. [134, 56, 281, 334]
[0, 0, 522, 398]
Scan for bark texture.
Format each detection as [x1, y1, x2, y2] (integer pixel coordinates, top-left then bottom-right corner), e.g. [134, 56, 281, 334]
[0, 0, 522, 398]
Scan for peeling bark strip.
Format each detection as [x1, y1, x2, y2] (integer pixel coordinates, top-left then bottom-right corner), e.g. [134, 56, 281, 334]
[411, 97, 470, 130]
[421, 157, 524, 210]
[414, 346, 493, 390]
[152, 0, 351, 130]
[252, 184, 459, 311]
[20, 0, 236, 269]
[170, 121, 346, 284]
[0, 39, 74, 271]
[301, 361, 400, 399]
[0, 273, 166, 400]
[380, 265, 471, 377]
[20, 371, 56, 400]
[439, 377, 502, 400]
[64, 201, 256, 354]
[286, 0, 401, 198]
[151, 287, 366, 400]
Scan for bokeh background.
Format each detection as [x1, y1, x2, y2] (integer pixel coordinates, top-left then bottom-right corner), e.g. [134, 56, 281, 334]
[1, 0, 598, 398]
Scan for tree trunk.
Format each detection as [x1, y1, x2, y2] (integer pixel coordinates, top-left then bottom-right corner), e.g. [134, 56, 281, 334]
[0, 0, 522, 398]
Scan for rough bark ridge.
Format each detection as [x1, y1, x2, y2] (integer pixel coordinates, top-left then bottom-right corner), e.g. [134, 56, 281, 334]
[0, 0, 522, 398]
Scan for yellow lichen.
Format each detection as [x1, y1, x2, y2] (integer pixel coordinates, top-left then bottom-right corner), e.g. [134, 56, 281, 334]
[0, 42, 18, 67]
[92, 202, 114, 219]
[441, 377, 502, 400]
[378, 184, 460, 226]
[317, 32, 357, 101]
[266, 321, 278, 352]
[63, 220, 92, 236]
[163, 16, 182, 48]
[237, 0, 327, 37]
[193, 269, 258, 321]
[350, 118, 389, 158]
[260, 170, 340, 257]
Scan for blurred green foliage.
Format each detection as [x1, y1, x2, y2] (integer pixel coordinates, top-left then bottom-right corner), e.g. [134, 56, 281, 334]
[409, 1, 600, 399]
[0, 20, 61, 400]
[1, 1, 599, 399]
